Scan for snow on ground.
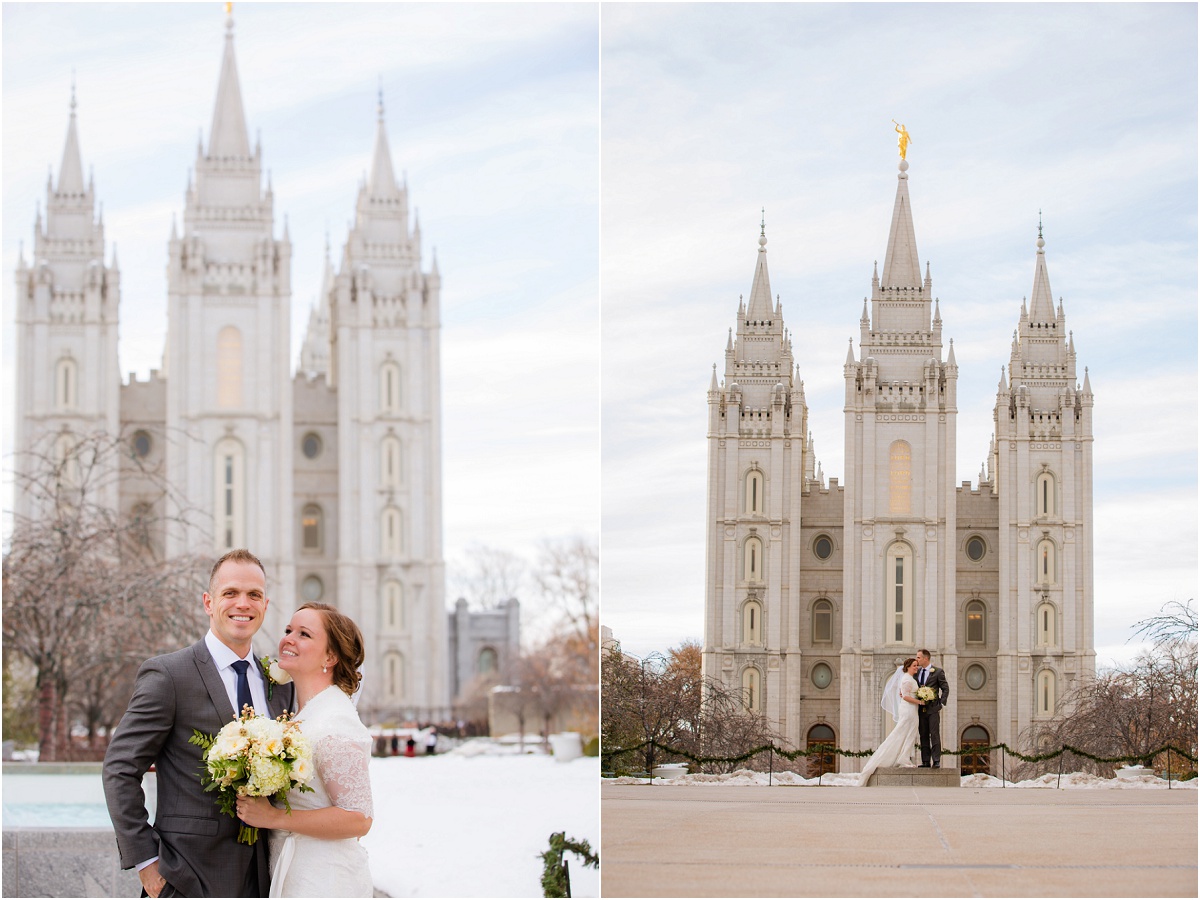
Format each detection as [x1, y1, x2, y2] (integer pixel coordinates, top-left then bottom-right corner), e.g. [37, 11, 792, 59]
[363, 747, 599, 898]
[607, 767, 1197, 789]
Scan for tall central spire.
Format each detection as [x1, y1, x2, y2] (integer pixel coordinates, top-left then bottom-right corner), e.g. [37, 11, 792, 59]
[368, 85, 401, 199]
[208, 9, 250, 158]
[745, 213, 774, 321]
[880, 159, 921, 289]
[57, 80, 85, 194]
[1028, 213, 1055, 323]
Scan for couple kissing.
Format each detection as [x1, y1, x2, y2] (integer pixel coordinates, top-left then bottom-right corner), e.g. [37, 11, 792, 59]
[857, 649, 950, 786]
[102, 549, 374, 897]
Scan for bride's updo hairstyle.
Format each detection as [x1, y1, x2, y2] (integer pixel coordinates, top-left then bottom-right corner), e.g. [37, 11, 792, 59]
[298, 602, 365, 697]
[902, 657, 918, 672]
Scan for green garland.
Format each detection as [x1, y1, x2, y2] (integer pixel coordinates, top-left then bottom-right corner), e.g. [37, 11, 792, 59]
[540, 832, 599, 898]
[602, 739, 1196, 769]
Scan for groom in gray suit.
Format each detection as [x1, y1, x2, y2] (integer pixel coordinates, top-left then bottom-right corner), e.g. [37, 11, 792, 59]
[104, 549, 293, 897]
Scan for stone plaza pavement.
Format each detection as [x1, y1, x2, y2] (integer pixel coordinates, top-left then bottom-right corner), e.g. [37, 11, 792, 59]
[601, 782, 1198, 897]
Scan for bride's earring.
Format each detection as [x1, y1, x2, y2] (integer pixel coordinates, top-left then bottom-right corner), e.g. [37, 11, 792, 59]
[322, 665, 328, 674]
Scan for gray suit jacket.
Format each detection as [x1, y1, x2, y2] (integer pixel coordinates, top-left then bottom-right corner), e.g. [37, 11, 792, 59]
[103, 639, 294, 897]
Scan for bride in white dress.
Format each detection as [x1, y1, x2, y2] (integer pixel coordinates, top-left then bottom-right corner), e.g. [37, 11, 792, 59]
[857, 658, 922, 786]
[237, 603, 374, 897]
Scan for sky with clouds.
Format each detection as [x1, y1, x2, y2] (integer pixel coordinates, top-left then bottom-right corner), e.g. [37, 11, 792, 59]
[2, 3, 600, 594]
[3, 3, 1196, 661]
[600, 2, 1197, 666]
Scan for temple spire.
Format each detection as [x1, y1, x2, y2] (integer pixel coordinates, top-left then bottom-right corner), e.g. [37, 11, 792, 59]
[57, 79, 85, 194]
[1028, 214, 1056, 324]
[745, 216, 773, 320]
[880, 159, 921, 289]
[368, 84, 400, 199]
[208, 6, 251, 158]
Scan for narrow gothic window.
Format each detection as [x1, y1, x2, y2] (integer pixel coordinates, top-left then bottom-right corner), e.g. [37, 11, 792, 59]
[385, 651, 405, 700]
[1036, 602, 1056, 647]
[213, 438, 244, 552]
[54, 432, 79, 489]
[966, 601, 985, 644]
[301, 504, 323, 552]
[1036, 539, 1056, 585]
[381, 506, 403, 558]
[1036, 472, 1056, 517]
[1036, 669, 1056, 716]
[745, 470, 764, 515]
[383, 580, 404, 633]
[745, 537, 763, 583]
[888, 440, 912, 515]
[380, 361, 402, 414]
[741, 667, 761, 711]
[216, 326, 243, 409]
[743, 599, 762, 645]
[813, 599, 833, 642]
[381, 435, 403, 487]
[55, 357, 78, 410]
[886, 544, 911, 644]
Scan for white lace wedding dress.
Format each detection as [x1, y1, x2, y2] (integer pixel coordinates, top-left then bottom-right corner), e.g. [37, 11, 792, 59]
[857, 671, 920, 786]
[268, 686, 374, 897]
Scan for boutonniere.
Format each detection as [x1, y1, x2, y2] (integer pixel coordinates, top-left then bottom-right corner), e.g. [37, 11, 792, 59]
[929, 667, 937, 673]
[260, 655, 292, 700]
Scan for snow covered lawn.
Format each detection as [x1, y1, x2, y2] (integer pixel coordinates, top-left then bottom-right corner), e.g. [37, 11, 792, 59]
[363, 750, 599, 897]
[606, 767, 1197, 789]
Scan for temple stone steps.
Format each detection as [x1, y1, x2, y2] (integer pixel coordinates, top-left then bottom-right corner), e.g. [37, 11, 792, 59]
[866, 765, 960, 787]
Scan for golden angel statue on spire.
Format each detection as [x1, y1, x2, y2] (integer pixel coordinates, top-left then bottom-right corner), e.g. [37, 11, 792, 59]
[892, 120, 911, 160]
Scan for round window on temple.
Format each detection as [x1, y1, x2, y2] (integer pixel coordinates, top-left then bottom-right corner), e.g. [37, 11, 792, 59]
[132, 430, 152, 459]
[814, 535, 833, 560]
[301, 574, 324, 602]
[811, 662, 833, 689]
[965, 664, 987, 691]
[966, 536, 986, 562]
[301, 432, 322, 460]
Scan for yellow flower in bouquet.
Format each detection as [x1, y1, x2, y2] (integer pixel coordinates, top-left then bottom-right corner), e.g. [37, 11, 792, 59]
[916, 685, 937, 704]
[190, 708, 314, 844]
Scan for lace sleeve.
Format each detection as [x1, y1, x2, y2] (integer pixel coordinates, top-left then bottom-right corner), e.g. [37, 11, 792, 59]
[315, 734, 374, 818]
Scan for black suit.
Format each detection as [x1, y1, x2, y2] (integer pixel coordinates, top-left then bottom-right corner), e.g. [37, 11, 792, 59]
[916, 664, 950, 767]
[103, 639, 294, 897]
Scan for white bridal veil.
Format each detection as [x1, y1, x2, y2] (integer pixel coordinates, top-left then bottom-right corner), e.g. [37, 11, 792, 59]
[880, 665, 905, 723]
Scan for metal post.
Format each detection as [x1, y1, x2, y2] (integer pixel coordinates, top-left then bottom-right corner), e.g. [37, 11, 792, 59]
[1057, 748, 1064, 789]
[769, 748, 773, 786]
[1167, 749, 1172, 790]
[1001, 746, 1006, 787]
[563, 857, 571, 898]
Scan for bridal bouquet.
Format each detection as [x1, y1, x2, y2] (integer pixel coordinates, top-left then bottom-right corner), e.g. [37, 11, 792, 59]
[916, 685, 938, 706]
[189, 708, 315, 844]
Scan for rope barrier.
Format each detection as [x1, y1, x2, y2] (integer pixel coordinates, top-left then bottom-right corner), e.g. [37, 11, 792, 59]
[602, 739, 1196, 768]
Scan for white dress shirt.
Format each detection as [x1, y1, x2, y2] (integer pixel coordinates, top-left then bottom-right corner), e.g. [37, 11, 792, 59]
[205, 630, 270, 719]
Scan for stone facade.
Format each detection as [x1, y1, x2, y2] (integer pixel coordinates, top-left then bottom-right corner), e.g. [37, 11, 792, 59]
[448, 597, 521, 703]
[12, 13, 450, 719]
[703, 159, 1095, 766]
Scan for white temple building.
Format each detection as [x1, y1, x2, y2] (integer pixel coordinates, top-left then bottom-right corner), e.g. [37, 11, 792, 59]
[12, 12, 458, 721]
[703, 156, 1095, 769]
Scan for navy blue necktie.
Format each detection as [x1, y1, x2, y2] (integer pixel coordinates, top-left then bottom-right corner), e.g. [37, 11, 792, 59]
[231, 659, 253, 717]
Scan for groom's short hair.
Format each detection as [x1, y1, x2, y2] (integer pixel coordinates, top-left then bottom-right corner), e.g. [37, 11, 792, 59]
[209, 548, 267, 591]
[917, 648, 931, 659]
